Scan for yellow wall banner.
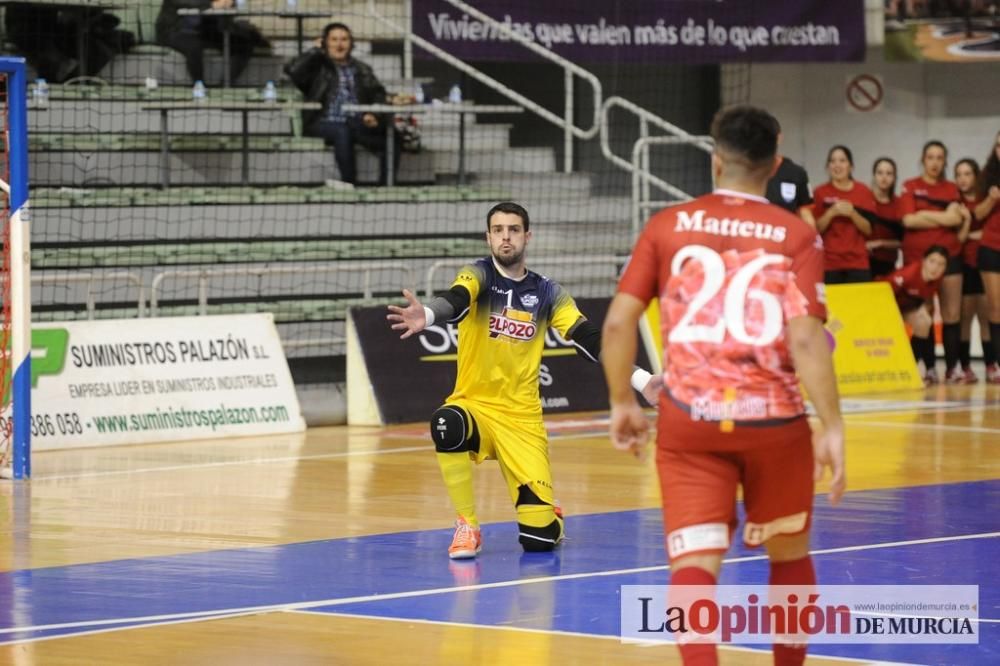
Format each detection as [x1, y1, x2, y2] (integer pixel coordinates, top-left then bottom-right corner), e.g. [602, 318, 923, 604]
[824, 282, 923, 394]
[640, 281, 922, 397]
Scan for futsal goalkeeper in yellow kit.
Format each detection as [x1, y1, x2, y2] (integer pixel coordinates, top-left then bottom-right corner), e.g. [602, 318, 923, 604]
[387, 202, 659, 559]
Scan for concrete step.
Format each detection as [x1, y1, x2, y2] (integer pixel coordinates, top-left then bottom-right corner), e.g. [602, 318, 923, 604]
[228, 2, 410, 42]
[30, 184, 508, 208]
[31, 196, 632, 243]
[29, 88, 506, 131]
[472, 172, 594, 197]
[32, 257, 620, 313]
[278, 320, 346, 358]
[30, 101, 298, 135]
[30, 145, 553, 186]
[29, 109, 510, 148]
[99, 52, 402, 88]
[100, 52, 283, 88]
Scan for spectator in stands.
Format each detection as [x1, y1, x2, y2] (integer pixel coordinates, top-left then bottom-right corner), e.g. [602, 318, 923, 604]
[955, 158, 996, 382]
[285, 22, 401, 186]
[765, 126, 816, 227]
[881, 245, 949, 386]
[976, 131, 1000, 383]
[5, 5, 75, 82]
[812, 145, 875, 284]
[156, 0, 266, 85]
[869, 157, 904, 278]
[4, 6, 133, 82]
[900, 140, 970, 384]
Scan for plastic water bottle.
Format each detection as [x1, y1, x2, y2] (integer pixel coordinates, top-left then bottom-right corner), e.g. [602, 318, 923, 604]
[32, 78, 49, 107]
[262, 80, 277, 103]
[192, 80, 206, 103]
[414, 83, 424, 104]
[448, 84, 462, 104]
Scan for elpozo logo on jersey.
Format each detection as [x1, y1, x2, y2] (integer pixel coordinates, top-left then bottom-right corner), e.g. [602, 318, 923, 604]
[489, 307, 537, 341]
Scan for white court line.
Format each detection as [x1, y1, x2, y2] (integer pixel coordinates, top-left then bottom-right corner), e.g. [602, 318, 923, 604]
[847, 421, 1000, 435]
[291, 609, 924, 666]
[0, 531, 995, 642]
[55, 399, 985, 482]
[0, 609, 269, 648]
[33, 445, 430, 482]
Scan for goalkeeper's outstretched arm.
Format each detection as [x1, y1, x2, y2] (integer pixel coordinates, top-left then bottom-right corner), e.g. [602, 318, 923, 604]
[387, 287, 471, 339]
[568, 317, 661, 407]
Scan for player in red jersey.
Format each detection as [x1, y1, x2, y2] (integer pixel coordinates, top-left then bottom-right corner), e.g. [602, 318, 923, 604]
[954, 158, 997, 383]
[868, 157, 904, 278]
[880, 246, 949, 385]
[602, 106, 844, 666]
[976, 131, 1000, 384]
[812, 145, 876, 283]
[900, 140, 971, 383]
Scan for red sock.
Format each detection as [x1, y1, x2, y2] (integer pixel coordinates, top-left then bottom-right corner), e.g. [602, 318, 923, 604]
[769, 557, 816, 666]
[670, 566, 718, 666]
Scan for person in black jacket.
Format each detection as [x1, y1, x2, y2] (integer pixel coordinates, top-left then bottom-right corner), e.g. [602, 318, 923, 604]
[284, 22, 401, 186]
[4, 5, 133, 82]
[156, 0, 265, 84]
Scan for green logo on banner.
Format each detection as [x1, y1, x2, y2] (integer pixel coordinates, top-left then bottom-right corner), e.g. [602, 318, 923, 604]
[32, 328, 69, 386]
[3, 328, 69, 403]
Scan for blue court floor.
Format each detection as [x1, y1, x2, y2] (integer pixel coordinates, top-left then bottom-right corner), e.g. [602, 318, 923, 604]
[1, 480, 996, 664]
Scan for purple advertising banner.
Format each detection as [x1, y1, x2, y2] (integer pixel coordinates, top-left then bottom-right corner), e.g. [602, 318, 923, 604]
[413, 0, 865, 63]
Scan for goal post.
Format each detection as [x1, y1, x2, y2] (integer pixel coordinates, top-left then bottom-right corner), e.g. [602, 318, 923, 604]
[1, 56, 32, 480]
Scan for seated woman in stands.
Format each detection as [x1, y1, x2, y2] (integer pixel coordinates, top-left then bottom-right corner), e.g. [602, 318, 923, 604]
[285, 22, 401, 186]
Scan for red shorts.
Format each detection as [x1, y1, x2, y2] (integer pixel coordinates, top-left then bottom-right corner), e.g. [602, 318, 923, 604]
[656, 434, 814, 562]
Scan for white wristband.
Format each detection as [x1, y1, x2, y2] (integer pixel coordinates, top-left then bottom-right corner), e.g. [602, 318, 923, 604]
[630, 368, 653, 392]
[423, 306, 436, 327]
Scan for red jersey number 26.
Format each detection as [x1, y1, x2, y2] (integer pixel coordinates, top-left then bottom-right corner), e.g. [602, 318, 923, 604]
[668, 245, 786, 347]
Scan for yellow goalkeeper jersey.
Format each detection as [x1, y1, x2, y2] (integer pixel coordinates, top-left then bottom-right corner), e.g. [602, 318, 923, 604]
[444, 257, 586, 419]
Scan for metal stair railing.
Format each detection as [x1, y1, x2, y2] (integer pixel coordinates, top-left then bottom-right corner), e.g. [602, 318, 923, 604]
[368, 0, 602, 173]
[630, 134, 714, 237]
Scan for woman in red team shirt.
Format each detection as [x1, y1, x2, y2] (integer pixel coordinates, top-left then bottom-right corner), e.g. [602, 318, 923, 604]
[900, 140, 971, 383]
[813, 145, 875, 284]
[868, 157, 903, 278]
[881, 245, 949, 386]
[977, 130, 1000, 384]
[955, 158, 998, 383]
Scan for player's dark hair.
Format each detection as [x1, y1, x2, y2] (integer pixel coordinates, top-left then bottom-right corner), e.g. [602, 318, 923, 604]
[924, 244, 949, 259]
[921, 140, 947, 161]
[978, 130, 1000, 198]
[954, 158, 980, 195]
[872, 157, 897, 196]
[827, 145, 853, 166]
[486, 202, 530, 232]
[321, 22, 354, 56]
[827, 145, 854, 180]
[710, 105, 779, 173]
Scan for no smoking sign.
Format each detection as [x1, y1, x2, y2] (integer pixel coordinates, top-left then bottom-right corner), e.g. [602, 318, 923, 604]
[846, 74, 884, 113]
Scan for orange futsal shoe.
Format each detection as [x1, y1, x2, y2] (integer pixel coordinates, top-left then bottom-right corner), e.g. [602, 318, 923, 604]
[551, 501, 566, 547]
[448, 516, 482, 560]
